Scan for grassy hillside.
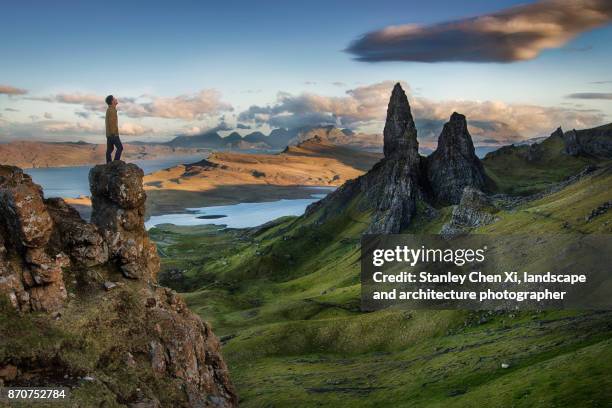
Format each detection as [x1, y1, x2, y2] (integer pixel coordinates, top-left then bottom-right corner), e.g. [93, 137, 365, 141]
[150, 164, 612, 407]
[482, 132, 608, 195]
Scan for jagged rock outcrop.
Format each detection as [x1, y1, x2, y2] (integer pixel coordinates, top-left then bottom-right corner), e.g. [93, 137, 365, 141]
[0, 166, 67, 312]
[306, 83, 493, 233]
[90, 162, 159, 280]
[441, 187, 499, 235]
[306, 83, 430, 233]
[563, 123, 612, 157]
[427, 112, 488, 204]
[45, 197, 109, 267]
[0, 162, 237, 407]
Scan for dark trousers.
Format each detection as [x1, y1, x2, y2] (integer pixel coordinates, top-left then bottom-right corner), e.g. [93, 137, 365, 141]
[106, 135, 123, 163]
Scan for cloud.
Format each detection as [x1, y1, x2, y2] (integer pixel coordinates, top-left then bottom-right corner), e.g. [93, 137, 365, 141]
[590, 80, 612, 84]
[75, 111, 91, 119]
[56, 93, 103, 105]
[4, 108, 19, 112]
[236, 123, 251, 129]
[211, 119, 233, 132]
[27, 89, 232, 121]
[178, 118, 233, 136]
[346, 0, 612, 63]
[239, 81, 397, 129]
[238, 81, 605, 145]
[43, 121, 101, 134]
[119, 122, 153, 136]
[332, 82, 347, 87]
[44, 112, 53, 119]
[566, 92, 612, 100]
[27, 93, 109, 112]
[123, 90, 233, 120]
[0, 85, 28, 95]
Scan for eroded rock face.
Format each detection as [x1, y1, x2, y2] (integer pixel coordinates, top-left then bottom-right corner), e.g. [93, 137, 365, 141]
[0, 162, 237, 407]
[0, 165, 66, 312]
[441, 187, 499, 236]
[361, 158, 425, 233]
[45, 198, 109, 267]
[0, 166, 53, 248]
[90, 161, 158, 280]
[146, 287, 237, 407]
[563, 124, 612, 157]
[427, 112, 488, 204]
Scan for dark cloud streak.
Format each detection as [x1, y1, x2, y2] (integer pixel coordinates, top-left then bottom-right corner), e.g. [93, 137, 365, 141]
[346, 0, 612, 63]
[567, 92, 612, 100]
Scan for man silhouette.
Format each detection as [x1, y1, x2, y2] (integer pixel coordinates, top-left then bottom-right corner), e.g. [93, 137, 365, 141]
[105, 95, 123, 163]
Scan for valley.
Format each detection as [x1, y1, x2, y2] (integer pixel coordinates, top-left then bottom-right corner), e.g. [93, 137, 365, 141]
[148, 84, 612, 407]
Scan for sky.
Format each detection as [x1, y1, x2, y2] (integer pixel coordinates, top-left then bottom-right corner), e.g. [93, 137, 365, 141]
[1, 0, 611, 148]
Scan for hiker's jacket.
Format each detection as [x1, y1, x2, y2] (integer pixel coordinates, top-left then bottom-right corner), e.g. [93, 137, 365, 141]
[105, 105, 119, 138]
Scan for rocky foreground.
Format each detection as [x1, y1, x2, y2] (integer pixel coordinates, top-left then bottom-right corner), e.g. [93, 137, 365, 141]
[0, 162, 237, 406]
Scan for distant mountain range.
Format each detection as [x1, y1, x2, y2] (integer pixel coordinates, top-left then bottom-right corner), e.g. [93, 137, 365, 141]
[139, 125, 382, 151]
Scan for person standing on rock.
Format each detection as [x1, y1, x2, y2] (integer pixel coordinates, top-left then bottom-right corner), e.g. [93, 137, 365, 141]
[105, 95, 123, 163]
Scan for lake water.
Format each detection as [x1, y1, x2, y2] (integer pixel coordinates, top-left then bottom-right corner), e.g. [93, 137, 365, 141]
[145, 190, 331, 230]
[25, 155, 204, 198]
[24, 157, 333, 230]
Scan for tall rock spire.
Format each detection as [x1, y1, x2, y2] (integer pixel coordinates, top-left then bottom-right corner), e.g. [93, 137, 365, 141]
[383, 83, 419, 161]
[427, 112, 488, 204]
[306, 83, 430, 234]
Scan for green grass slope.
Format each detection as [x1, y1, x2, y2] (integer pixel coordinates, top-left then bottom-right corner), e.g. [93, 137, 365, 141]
[482, 132, 609, 195]
[150, 164, 612, 407]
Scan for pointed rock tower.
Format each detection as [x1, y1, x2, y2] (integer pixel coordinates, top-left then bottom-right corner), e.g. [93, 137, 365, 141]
[384, 83, 420, 162]
[427, 112, 488, 204]
[306, 83, 428, 233]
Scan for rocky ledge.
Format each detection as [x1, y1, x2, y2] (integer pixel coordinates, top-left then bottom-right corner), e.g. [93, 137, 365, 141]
[0, 161, 237, 407]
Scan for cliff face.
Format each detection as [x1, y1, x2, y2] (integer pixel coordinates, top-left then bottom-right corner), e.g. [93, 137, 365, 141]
[0, 162, 237, 407]
[563, 123, 612, 157]
[306, 83, 487, 233]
